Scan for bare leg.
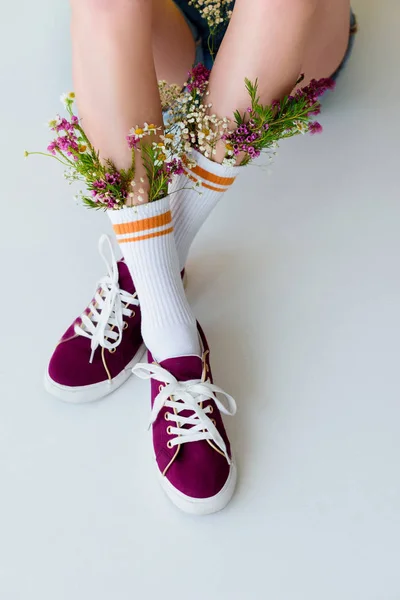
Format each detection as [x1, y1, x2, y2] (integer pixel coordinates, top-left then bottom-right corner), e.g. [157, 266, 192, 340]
[152, 0, 195, 84]
[70, 0, 195, 202]
[207, 0, 351, 160]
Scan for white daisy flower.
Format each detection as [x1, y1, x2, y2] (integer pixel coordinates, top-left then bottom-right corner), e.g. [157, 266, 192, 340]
[47, 115, 62, 129]
[60, 92, 75, 106]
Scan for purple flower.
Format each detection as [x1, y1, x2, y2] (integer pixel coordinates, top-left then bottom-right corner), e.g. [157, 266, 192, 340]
[126, 134, 140, 149]
[296, 77, 336, 107]
[308, 121, 323, 135]
[272, 100, 281, 111]
[57, 133, 79, 156]
[55, 118, 75, 133]
[105, 172, 121, 186]
[165, 158, 184, 177]
[186, 63, 211, 93]
[92, 179, 107, 191]
[47, 141, 58, 155]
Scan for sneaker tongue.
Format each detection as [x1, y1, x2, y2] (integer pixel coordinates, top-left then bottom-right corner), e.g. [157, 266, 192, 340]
[160, 355, 203, 382]
[117, 260, 135, 295]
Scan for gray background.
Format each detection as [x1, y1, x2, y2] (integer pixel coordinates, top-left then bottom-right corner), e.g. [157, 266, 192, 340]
[1, 0, 399, 598]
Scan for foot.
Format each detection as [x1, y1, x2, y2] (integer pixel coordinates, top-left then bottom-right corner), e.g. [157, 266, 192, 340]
[44, 235, 145, 403]
[133, 323, 237, 515]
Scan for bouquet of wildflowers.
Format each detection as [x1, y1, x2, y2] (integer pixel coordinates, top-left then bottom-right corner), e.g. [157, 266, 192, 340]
[25, 91, 189, 210]
[26, 67, 334, 209]
[166, 65, 335, 166]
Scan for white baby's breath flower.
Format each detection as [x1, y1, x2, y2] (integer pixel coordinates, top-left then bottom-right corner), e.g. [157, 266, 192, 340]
[222, 156, 236, 167]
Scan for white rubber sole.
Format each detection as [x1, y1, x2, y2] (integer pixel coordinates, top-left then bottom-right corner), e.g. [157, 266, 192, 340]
[44, 343, 147, 404]
[157, 459, 237, 516]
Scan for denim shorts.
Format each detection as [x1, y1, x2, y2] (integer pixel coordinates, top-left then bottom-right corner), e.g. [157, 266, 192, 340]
[173, 1, 357, 82]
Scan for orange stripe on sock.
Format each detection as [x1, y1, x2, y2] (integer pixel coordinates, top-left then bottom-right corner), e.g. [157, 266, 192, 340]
[118, 226, 174, 244]
[113, 211, 172, 236]
[200, 181, 226, 192]
[188, 164, 235, 187]
[185, 172, 225, 193]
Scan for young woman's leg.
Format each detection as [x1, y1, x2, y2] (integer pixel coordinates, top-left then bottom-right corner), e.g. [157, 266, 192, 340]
[168, 0, 352, 265]
[70, 0, 200, 360]
[152, 0, 196, 84]
[208, 0, 351, 119]
[67, 1, 236, 514]
[70, 0, 195, 189]
[71, 0, 160, 178]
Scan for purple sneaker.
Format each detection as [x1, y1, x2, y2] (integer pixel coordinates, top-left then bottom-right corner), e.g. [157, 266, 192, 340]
[44, 235, 146, 403]
[133, 324, 237, 515]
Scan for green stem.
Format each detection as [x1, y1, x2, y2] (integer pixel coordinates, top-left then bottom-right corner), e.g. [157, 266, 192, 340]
[56, 148, 75, 166]
[75, 124, 91, 147]
[26, 151, 71, 167]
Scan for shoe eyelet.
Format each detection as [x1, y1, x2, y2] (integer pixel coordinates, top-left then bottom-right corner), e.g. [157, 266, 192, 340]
[123, 322, 128, 330]
[129, 310, 136, 319]
[167, 441, 173, 449]
[211, 419, 216, 426]
[109, 348, 116, 354]
[167, 426, 172, 434]
[208, 405, 214, 414]
[159, 384, 163, 393]
[164, 412, 169, 421]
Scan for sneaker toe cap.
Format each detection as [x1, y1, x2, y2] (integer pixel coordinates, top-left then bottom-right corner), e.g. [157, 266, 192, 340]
[47, 335, 107, 387]
[162, 441, 231, 500]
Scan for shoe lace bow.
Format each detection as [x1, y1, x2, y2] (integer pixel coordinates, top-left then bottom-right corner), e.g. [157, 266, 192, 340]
[133, 363, 237, 464]
[75, 235, 139, 362]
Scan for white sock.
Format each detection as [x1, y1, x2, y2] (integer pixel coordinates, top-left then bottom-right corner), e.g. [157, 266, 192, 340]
[108, 197, 200, 362]
[170, 149, 241, 270]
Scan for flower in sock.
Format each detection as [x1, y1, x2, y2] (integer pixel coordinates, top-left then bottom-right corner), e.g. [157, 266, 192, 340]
[27, 91, 195, 210]
[163, 66, 335, 167]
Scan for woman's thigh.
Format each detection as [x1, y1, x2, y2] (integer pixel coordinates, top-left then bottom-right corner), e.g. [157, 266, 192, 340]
[152, 0, 196, 85]
[171, 0, 354, 83]
[299, 0, 352, 83]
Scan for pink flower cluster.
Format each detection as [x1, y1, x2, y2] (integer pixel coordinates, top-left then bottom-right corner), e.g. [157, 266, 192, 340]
[165, 158, 185, 182]
[295, 76, 336, 127]
[186, 63, 211, 94]
[47, 115, 80, 160]
[222, 118, 268, 159]
[91, 172, 124, 208]
[308, 121, 323, 135]
[126, 133, 141, 150]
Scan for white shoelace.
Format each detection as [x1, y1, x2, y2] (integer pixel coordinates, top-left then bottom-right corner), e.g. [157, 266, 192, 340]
[133, 363, 237, 464]
[75, 235, 139, 363]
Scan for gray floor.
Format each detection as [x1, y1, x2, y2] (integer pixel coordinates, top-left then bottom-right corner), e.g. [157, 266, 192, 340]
[1, 0, 400, 598]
